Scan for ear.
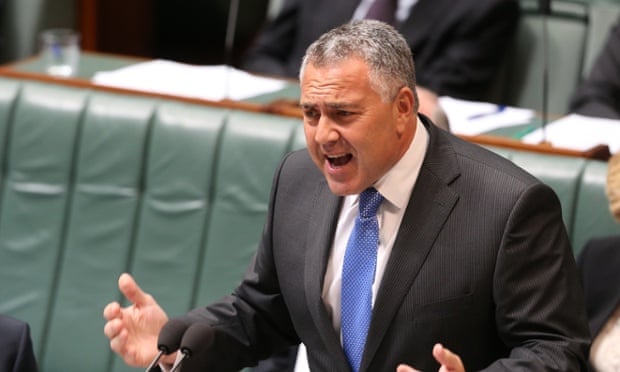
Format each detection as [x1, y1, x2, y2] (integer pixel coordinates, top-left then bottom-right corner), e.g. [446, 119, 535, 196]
[395, 86, 415, 116]
[393, 87, 415, 134]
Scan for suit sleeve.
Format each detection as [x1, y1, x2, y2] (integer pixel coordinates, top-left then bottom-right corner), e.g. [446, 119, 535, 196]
[569, 17, 620, 119]
[480, 183, 590, 371]
[14, 322, 39, 372]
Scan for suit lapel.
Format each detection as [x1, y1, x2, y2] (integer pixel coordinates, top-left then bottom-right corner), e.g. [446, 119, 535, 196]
[303, 181, 351, 368]
[361, 121, 461, 371]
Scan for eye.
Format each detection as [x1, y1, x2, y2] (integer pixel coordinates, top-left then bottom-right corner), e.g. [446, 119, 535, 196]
[336, 110, 353, 117]
[303, 108, 320, 121]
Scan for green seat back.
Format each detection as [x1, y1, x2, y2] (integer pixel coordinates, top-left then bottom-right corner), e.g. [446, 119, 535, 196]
[500, 0, 589, 114]
[0, 82, 85, 356]
[194, 111, 300, 306]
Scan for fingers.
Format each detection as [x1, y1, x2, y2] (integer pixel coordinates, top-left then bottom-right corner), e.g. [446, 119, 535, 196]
[103, 317, 122, 339]
[103, 308, 131, 362]
[433, 343, 465, 372]
[108, 327, 128, 355]
[103, 301, 120, 321]
[118, 272, 152, 307]
[397, 344, 464, 372]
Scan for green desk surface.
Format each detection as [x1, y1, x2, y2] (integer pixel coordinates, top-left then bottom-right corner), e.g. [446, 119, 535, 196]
[7, 52, 302, 105]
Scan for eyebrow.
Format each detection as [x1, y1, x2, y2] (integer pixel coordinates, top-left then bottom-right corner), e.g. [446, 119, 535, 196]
[299, 102, 361, 110]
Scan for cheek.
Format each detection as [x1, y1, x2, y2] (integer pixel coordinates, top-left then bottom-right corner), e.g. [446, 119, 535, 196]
[303, 126, 316, 146]
[303, 131, 322, 162]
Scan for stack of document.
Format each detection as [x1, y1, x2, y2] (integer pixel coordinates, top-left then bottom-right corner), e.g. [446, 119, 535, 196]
[92, 60, 287, 101]
[438, 96, 535, 136]
[522, 114, 620, 154]
[439, 97, 619, 154]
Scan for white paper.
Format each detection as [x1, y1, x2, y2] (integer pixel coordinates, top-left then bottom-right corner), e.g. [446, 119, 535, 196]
[438, 96, 535, 136]
[522, 114, 620, 154]
[92, 60, 287, 101]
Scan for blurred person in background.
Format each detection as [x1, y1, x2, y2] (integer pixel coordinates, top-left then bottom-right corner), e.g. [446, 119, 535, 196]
[242, 0, 519, 133]
[569, 15, 620, 120]
[577, 151, 620, 372]
[242, 0, 519, 100]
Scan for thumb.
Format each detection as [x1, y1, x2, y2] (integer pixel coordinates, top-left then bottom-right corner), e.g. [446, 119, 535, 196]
[433, 343, 464, 372]
[118, 273, 152, 307]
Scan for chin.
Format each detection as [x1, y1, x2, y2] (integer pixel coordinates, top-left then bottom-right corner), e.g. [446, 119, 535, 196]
[326, 180, 361, 196]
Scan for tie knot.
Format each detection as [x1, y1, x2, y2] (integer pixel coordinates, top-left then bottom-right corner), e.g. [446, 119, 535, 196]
[358, 188, 383, 219]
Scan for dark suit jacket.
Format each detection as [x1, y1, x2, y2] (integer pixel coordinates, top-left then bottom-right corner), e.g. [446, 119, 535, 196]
[577, 236, 620, 339]
[179, 116, 590, 371]
[569, 16, 620, 119]
[0, 315, 39, 372]
[241, 0, 519, 101]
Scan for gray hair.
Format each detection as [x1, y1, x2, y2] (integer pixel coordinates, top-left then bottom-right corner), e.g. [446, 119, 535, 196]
[300, 19, 417, 107]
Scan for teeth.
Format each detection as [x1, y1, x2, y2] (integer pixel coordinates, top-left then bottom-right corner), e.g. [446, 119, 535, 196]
[326, 153, 352, 167]
[327, 154, 348, 159]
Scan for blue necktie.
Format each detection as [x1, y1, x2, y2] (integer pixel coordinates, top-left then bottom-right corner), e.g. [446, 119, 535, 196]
[341, 188, 384, 372]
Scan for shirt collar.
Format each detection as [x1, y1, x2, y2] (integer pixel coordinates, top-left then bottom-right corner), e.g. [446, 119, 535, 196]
[373, 117, 428, 210]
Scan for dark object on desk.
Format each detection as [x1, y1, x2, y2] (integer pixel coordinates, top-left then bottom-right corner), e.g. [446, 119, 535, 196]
[0, 315, 39, 372]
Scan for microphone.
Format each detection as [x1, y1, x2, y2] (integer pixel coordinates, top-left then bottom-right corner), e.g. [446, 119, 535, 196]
[169, 323, 215, 372]
[538, 0, 551, 144]
[223, 0, 240, 100]
[144, 318, 190, 372]
[225, 0, 240, 64]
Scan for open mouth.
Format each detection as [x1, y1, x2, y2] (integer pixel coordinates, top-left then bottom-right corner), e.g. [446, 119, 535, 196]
[326, 153, 352, 167]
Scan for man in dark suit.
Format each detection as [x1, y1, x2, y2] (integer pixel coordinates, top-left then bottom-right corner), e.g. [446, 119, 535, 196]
[569, 15, 620, 119]
[104, 20, 589, 371]
[241, 0, 519, 102]
[0, 315, 39, 372]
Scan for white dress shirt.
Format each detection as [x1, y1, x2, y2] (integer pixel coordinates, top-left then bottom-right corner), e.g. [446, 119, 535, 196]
[321, 118, 429, 337]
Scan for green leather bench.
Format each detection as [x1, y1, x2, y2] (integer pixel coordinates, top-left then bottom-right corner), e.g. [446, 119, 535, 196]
[0, 76, 617, 372]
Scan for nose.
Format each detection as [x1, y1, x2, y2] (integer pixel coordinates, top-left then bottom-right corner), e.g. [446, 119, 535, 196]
[315, 116, 339, 145]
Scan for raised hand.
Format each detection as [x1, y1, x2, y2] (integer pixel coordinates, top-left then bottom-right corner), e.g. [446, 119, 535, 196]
[396, 343, 465, 372]
[103, 273, 171, 367]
